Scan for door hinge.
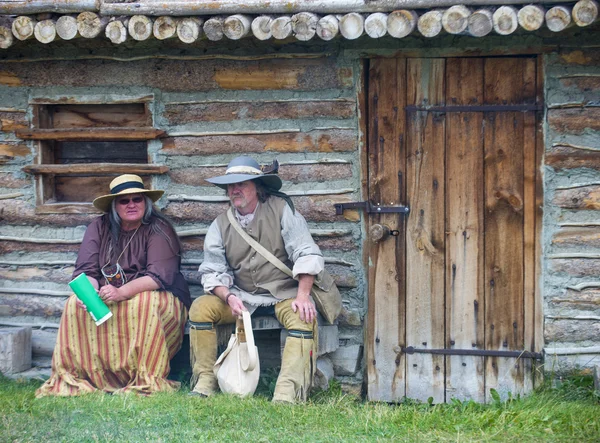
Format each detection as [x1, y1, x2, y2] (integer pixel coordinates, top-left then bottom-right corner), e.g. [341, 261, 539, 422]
[334, 202, 410, 216]
[402, 346, 543, 360]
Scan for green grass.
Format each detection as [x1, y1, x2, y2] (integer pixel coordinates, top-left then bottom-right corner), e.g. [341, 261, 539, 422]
[0, 373, 598, 442]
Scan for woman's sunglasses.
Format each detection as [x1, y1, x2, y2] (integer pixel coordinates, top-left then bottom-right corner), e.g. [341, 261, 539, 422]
[117, 196, 144, 205]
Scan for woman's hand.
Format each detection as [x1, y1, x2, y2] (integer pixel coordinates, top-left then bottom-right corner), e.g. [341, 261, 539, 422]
[99, 284, 129, 303]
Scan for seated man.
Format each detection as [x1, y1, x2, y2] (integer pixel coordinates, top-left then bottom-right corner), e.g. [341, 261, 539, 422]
[189, 156, 324, 403]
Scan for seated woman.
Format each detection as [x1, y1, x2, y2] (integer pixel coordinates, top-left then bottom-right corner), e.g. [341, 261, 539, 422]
[36, 174, 191, 397]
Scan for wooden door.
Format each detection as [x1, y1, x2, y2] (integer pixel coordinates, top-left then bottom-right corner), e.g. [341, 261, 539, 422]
[365, 57, 542, 403]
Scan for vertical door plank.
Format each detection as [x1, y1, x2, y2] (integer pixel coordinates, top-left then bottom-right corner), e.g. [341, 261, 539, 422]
[445, 58, 486, 403]
[366, 58, 407, 402]
[483, 58, 527, 401]
[405, 58, 446, 403]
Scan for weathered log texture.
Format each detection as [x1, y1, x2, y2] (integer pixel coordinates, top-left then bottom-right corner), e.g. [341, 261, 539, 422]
[550, 258, 600, 276]
[105, 17, 127, 44]
[165, 195, 360, 223]
[0, 265, 74, 284]
[223, 14, 252, 40]
[34, 18, 57, 44]
[387, 10, 417, 38]
[32, 329, 57, 357]
[518, 4, 545, 31]
[177, 17, 203, 43]
[545, 318, 600, 342]
[313, 235, 358, 251]
[204, 16, 224, 41]
[493, 6, 519, 35]
[573, 0, 598, 26]
[292, 12, 318, 41]
[0, 240, 79, 254]
[271, 15, 292, 39]
[128, 15, 152, 40]
[55, 15, 78, 40]
[0, 111, 27, 132]
[316, 14, 339, 40]
[559, 76, 600, 104]
[0, 21, 13, 48]
[0, 172, 29, 189]
[553, 227, 600, 248]
[546, 6, 572, 32]
[548, 108, 600, 134]
[0, 293, 66, 319]
[16, 127, 164, 140]
[468, 9, 493, 36]
[339, 12, 364, 39]
[153, 16, 177, 40]
[442, 5, 470, 34]
[546, 144, 600, 170]
[163, 101, 355, 124]
[251, 15, 272, 40]
[77, 11, 107, 38]
[1, 58, 351, 92]
[551, 288, 600, 310]
[418, 10, 443, 37]
[161, 129, 357, 154]
[11, 16, 36, 41]
[169, 163, 353, 185]
[364, 12, 387, 38]
[553, 185, 600, 210]
[0, 199, 96, 226]
[0, 0, 97, 15]
[0, 142, 29, 163]
[23, 163, 168, 175]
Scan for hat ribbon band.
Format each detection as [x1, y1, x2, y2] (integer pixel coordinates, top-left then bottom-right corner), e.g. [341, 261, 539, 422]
[111, 181, 145, 194]
[226, 165, 263, 176]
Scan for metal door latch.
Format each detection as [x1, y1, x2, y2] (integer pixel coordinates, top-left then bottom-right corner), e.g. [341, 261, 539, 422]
[334, 201, 410, 215]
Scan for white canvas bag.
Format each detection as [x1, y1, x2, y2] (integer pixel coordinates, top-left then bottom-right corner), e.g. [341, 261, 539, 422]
[213, 310, 260, 397]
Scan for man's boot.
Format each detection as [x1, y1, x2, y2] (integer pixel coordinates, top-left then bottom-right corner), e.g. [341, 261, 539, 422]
[272, 330, 316, 403]
[189, 322, 218, 397]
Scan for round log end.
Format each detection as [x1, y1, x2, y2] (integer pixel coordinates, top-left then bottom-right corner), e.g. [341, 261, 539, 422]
[517, 5, 545, 31]
[546, 6, 572, 32]
[105, 20, 127, 45]
[12, 16, 36, 41]
[316, 15, 339, 41]
[34, 20, 57, 44]
[442, 5, 471, 34]
[468, 10, 493, 37]
[418, 10, 443, 38]
[77, 12, 103, 39]
[573, 0, 599, 27]
[0, 26, 13, 49]
[387, 10, 417, 39]
[339, 12, 364, 40]
[177, 17, 203, 43]
[271, 16, 292, 40]
[493, 6, 519, 35]
[153, 16, 177, 40]
[251, 16, 273, 41]
[56, 15, 78, 40]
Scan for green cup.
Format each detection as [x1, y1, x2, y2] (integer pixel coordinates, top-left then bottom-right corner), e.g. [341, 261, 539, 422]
[69, 273, 113, 326]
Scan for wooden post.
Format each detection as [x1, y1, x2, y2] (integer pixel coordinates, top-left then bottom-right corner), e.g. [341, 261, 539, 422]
[56, 15, 79, 40]
[177, 17, 203, 43]
[418, 10, 443, 38]
[11, 16, 36, 41]
[77, 12, 107, 38]
[251, 15, 273, 40]
[292, 12, 318, 41]
[128, 15, 153, 41]
[364, 12, 387, 38]
[339, 12, 364, 40]
[271, 16, 292, 40]
[517, 5, 545, 31]
[153, 16, 177, 40]
[493, 6, 519, 35]
[34, 19, 57, 44]
[546, 6, 572, 32]
[105, 17, 128, 44]
[573, 0, 598, 27]
[223, 14, 252, 40]
[442, 5, 471, 34]
[468, 9, 493, 37]
[316, 14, 339, 41]
[387, 10, 417, 38]
[204, 16, 225, 41]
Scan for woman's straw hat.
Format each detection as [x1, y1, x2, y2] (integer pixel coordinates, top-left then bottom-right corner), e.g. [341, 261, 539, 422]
[93, 174, 164, 212]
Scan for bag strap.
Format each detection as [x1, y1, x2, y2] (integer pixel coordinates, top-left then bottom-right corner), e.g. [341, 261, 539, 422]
[239, 310, 258, 371]
[227, 208, 294, 279]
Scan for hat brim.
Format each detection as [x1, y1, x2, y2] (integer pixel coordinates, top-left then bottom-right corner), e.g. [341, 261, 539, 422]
[93, 188, 164, 212]
[206, 173, 282, 191]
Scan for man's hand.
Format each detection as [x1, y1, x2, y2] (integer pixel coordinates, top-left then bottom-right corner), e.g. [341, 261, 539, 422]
[292, 293, 316, 324]
[99, 284, 128, 303]
[226, 294, 246, 317]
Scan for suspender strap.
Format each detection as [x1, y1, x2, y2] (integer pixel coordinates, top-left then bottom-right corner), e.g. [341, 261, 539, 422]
[189, 321, 214, 330]
[288, 330, 314, 339]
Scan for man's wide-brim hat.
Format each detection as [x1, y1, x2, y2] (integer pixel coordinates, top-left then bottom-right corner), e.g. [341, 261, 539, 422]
[93, 174, 164, 212]
[206, 156, 282, 191]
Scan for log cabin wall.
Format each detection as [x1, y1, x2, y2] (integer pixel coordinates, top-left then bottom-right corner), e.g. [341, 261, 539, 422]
[0, 2, 599, 390]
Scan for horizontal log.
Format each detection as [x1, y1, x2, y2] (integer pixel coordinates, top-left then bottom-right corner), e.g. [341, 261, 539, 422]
[0, 240, 79, 254]
[552, 185, 600, 210]
[0, 192, 23, 200]
[0, 235, 81, 244]
[544, 345, 600, 355]
[163, 101, 355, 125]
[558, 76, 600, 102]
[0, 142, 30, 163]
[0, 199, 96, 226]
[22, 163, 169, 175]
[551, 288, 600, 310]
[15, 127, 165, 140]
[161, 129, 357, 155]
[165, 195, 360, 223]
[545, 318, 600, 342]
[550, 258, 600, 277]
[552, 226, 600, 248]
[0, 293, 66, 318]
[0, 1, 97, 15]
[0, 265, 73, 283]
[548, 108, 600, 134]
[0, 172, 29, 189]
[169, 163, 353, 185]
[546, 144, 600, 170]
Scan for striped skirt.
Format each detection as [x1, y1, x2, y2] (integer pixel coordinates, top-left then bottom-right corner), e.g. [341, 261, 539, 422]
[36, 290, 187, 397]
